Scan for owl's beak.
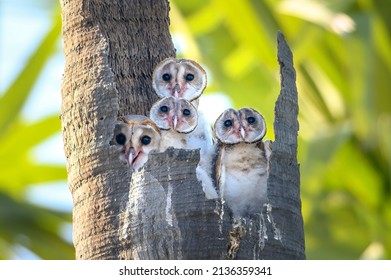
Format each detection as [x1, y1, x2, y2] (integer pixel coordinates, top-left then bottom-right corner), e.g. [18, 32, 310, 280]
[240, 127, 246, 139]
[126, 147, 140, 168]
[173, 84, 180, 98]
[173, 115, 178, 129]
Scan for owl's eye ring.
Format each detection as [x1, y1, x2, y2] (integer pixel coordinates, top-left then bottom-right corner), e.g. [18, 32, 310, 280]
[224, 119, 233, 127]
[141, 135, 151, 145]
[160, 105, 169, 113]
[183, 109, 191, 116]
[116, 133, 126, 145]
[247, 117, 256, 124]
[162, 73, 171, 81]
[185, 73, 194, 81]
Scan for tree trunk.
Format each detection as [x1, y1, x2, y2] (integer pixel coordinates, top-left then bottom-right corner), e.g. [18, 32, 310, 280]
[61, 0, 305, 260]
[60, 0, 175, 259]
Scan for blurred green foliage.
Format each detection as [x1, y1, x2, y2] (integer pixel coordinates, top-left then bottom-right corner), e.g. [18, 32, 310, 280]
[1, 0, 390, 260]
[0, 11, 73, 259]
[171, 0, 391, 259]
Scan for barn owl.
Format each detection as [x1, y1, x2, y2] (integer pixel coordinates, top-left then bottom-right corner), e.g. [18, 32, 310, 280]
[111, 115, 161, 171]
[213, 107, 272, 217]
[152, 57, 207, 102]
[150, 96, 218, 199]
[151, 57, 212, 153]
[149, 96, 198, 150]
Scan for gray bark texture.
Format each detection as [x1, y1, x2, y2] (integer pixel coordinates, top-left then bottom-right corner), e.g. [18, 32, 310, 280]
[61, 0, 175, 260]
[61, 0, 305, 260]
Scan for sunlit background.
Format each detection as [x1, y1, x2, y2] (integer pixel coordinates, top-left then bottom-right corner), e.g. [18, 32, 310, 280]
[1, 0, 390, 260]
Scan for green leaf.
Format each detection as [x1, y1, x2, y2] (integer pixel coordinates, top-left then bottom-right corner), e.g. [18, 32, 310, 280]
[0, 15, 61, 135]
[214, 0, 277, 66]
[0, 115, 61, 161]
[0, 164, 66, 195]
[186, 1, 223, 36]
[0, 192, 73, 260]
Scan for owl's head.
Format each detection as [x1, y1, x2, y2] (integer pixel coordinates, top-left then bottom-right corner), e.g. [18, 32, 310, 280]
[238, 107, 266, 143]
[152, 57, 207, 101]
[149, 96, 198, 134]
[213, 107, 266, 144]
[213, 108, 242, 144]
[112, 115, 161, 171]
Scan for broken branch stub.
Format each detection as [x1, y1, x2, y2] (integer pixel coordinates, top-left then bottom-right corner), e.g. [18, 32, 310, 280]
[263, 31, 305, 259]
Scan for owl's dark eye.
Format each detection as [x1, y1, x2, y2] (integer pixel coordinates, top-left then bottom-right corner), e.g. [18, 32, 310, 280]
[160, 105, 169, 113]
[162, 73, 171, 81]
[141, 135, 151, 145]
[116, 133, 126, 145]
[183, 109, 191, 116]
[247, 116, 256, 124]
[224, 119, 233, 127]
[185, 73, 194, 81]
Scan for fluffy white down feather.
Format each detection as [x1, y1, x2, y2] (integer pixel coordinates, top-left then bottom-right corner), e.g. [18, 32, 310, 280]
[189, 112, 217, 199]
[220, 142, 269, 216]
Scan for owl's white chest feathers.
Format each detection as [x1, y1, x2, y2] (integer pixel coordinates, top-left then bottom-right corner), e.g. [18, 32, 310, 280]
[188, 114, 217, 199]
[159, 113, 212, 154]
[187, 112, 213, 167]
[220, 142, 269, 216]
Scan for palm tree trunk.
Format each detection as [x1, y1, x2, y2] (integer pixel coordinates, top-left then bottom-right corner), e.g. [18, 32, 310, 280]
[61, 0, 305, 260]
[60, 0, 175, 259]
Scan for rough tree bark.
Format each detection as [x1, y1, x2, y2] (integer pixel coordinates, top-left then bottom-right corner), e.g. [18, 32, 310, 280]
[61, 0, 305, 260]
[61, 0, 174, 259]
